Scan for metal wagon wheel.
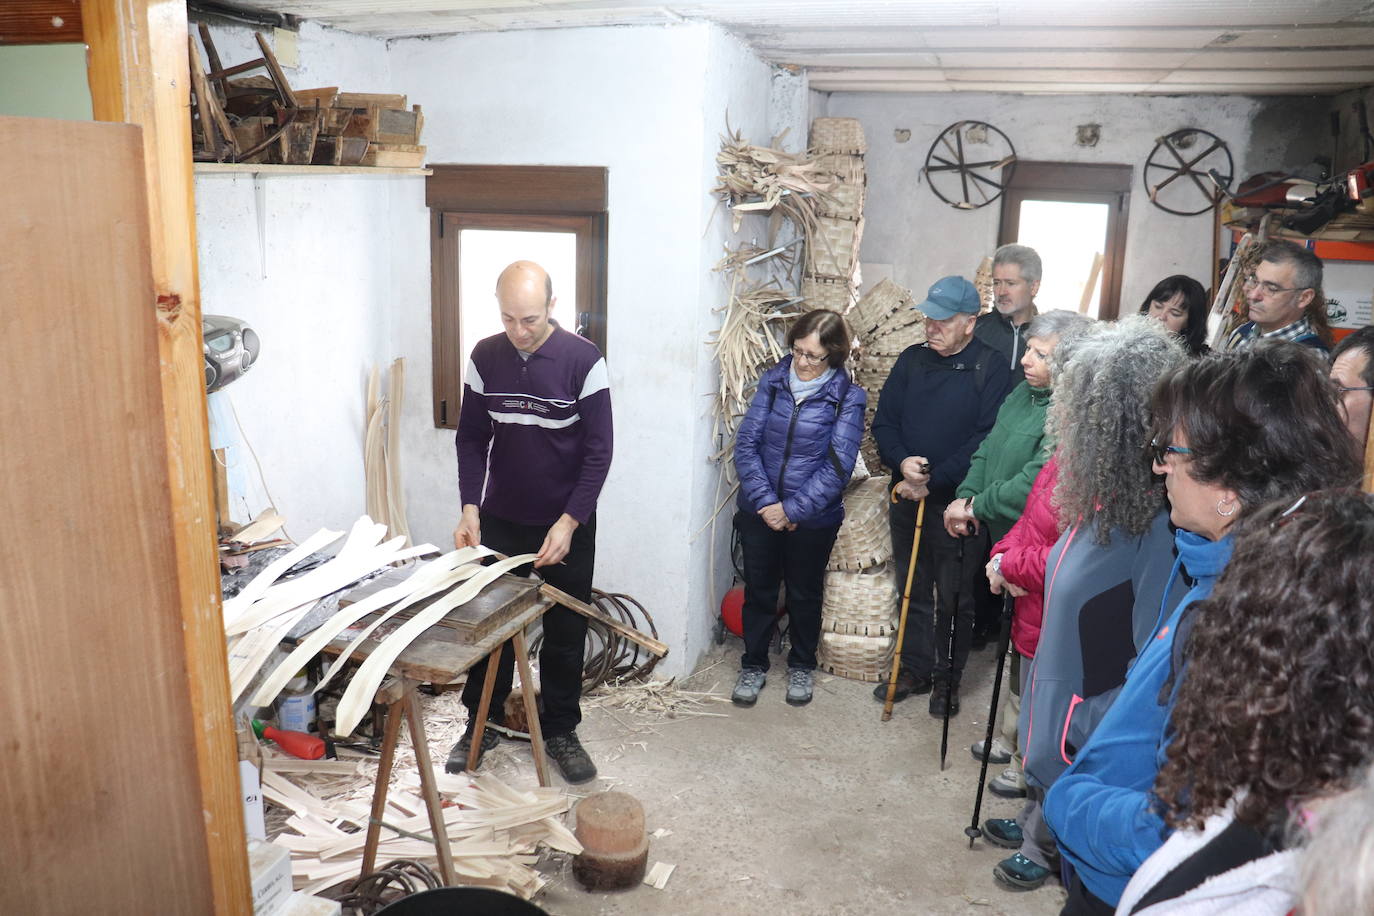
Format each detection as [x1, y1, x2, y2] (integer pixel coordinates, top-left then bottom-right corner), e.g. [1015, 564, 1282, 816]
[921, 120, 1017, 210]
[1144, 128, 1233, 216]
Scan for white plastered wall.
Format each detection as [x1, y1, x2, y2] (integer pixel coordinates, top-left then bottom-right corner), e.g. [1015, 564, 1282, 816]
[821, 92, 1271, 307]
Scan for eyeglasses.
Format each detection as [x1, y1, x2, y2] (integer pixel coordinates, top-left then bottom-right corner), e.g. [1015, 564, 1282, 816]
[1336, 384, 1374, 394]
[1149, 437, 1194, 465]
[791, 347, 829, 366]
[1242, 273, 1309, 297]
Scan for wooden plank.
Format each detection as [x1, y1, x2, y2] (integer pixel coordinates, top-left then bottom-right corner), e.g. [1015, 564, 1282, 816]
[81, 0, 253, 910]
[0, 116, 213, 909]
[0, 0, 82, 43]
[426, 164, 608, 213]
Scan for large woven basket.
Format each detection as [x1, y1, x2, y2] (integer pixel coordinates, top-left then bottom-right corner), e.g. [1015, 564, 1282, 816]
[816, 180, 865, 221]
[801, 275, 856, 313]
[822, 562, 898, 635]
[810, 215, 863, 280]
[865, 319, 928, 357]
[818, 631, 893, 682]
[813, 153, 866, 184]
[849, 278, 914, 339]
[827, 477, 893, 571]
[811, 117, 868, 155]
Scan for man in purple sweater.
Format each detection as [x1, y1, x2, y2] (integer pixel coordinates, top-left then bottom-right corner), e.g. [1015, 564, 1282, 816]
[445, 260, 613, 784]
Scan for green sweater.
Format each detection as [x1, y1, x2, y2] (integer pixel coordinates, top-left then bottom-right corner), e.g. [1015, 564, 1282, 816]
[955, 380, 1051, 542]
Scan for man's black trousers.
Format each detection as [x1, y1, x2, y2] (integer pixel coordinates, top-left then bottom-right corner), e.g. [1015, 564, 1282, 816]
[460, 513, 595, 738]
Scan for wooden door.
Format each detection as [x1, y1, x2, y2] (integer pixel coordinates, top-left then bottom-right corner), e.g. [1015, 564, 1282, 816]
[0, 116, 216, 911]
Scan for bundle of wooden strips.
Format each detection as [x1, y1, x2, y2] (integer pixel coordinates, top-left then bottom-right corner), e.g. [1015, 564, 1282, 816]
[364, 358, 411, 549]
[825, 477, 894, 572]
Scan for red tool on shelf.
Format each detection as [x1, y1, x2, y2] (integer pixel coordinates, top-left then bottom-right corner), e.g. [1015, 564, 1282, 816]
[251, 718, 325, 760]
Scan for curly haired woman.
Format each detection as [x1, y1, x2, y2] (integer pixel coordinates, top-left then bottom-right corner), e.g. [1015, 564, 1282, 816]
[989, 317, 1187, 892]
[1044, 342, 1361, 914]
[1116, 490, 1374, 914]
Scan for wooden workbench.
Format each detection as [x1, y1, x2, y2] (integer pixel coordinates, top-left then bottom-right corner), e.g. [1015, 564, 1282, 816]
[321, 571, 556, 885]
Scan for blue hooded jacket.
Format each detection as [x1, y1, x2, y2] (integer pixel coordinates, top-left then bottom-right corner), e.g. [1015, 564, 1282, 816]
[1044, 529, 1235, 906]
[734, 357, 867, 528]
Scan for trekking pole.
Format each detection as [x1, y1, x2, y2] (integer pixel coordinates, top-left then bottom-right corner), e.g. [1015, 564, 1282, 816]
[938, 527, 964, 770]
[965, 592, 1015, 846]
[881, 482, 927, 722]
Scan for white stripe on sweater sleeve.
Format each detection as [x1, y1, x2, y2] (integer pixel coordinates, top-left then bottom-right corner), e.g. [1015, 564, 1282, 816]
[578, 357, 610, 399]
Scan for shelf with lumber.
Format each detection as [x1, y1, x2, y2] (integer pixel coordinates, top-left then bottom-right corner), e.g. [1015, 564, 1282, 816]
[1224, 205, 1374, 246]
[194, 162, 431, 177]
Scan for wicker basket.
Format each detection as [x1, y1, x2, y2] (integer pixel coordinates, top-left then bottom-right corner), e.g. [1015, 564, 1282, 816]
[816, 180, 865, 221]
[818, 631, 893, 682]
[827, 477, 893, 571]
[801, 275, 856, 313]
[810, 117, 868, 155]
[814, 153, 866, 184]
[822, 562, 898, 634]
[850, 278, 913, 339]
[810, 215, 863, 280]
[865, 320, 928, 357]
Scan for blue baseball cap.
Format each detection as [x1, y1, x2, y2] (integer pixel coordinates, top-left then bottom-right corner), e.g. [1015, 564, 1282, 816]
[915, 276, 981, 320]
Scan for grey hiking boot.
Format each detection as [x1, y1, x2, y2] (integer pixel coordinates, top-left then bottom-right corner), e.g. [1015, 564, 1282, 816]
[545, 731, 597, 784]
[445, 722, 500, 774]
[732, 668, 766, 707]
[785, 667, 814, 706]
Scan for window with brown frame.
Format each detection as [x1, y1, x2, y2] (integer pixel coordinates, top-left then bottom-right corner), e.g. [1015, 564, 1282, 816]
[999, 161, 1132, 320]
[426, 165, 608, 430]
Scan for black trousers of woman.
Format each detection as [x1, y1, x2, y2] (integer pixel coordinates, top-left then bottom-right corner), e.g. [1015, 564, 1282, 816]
[735, 510, 840, 672]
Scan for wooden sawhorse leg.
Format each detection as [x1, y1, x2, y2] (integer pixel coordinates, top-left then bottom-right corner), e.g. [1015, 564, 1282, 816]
[465, 629, 550, 787]
[359, 679, 459, 885]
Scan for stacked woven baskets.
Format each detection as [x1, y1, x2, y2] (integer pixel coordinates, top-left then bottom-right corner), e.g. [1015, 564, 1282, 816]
[818, 476, 897, 682]
[801, 118, 867, 312]
[848, 278, 927, 474]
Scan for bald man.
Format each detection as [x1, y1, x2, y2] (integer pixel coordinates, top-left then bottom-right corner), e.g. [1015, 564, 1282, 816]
[447, 260, 613, 784]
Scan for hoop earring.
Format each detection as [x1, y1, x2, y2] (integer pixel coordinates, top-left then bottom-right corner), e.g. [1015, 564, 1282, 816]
[1216, 498, 1237, 518]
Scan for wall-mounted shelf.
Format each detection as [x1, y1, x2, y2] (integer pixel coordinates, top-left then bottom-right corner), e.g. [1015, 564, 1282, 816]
[194, 163, 432, 177]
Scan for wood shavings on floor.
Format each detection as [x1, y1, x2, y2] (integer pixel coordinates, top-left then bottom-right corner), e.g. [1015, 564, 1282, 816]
[583, 678, 731, 721]
[259, 690, 576, 901]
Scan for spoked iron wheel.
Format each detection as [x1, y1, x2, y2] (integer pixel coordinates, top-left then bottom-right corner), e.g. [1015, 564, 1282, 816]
[1144, 128, 1233, 216]
[922, 120, 1017, 210]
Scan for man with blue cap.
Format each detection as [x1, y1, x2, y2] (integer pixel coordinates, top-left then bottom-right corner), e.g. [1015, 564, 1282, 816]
[871, 275, 1014, 716]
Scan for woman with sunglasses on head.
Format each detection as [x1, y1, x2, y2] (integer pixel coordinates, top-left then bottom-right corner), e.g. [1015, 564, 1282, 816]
[730, 309, 867, 708]
[1117, 489, 1374, 915]
[1044, 341, 1360, 915]
[1137, 275, 1210, 357]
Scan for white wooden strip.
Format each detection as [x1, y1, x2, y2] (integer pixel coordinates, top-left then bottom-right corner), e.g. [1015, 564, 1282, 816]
[229, 603, 317, 703]
[249, 547, 489, 707]
[222, 527, 343, 627]
[333, 553, 537, 736]
[384, 357, 411, 546]
[227, 508, 285, 545]
[313, 552, 492, 693]
[226, 532, 437, 636]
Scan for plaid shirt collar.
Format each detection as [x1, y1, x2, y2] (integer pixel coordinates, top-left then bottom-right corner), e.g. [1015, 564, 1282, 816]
[1233, 316, 1315, 346]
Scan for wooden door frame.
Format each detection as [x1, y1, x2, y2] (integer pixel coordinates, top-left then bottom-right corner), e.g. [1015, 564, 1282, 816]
[79, 0, 252, 910]
[999, 161, 1133, 319]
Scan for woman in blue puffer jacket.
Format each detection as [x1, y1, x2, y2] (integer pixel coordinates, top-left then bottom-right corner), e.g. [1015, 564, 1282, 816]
[731, 308, 867, 708]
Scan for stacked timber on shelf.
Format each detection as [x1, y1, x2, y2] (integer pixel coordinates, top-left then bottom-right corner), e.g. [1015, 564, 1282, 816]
[190, 25, 425, 167]
[847, 278, 926, 475]
[800, 118, 867, 313]
[818, 475, 896, 682]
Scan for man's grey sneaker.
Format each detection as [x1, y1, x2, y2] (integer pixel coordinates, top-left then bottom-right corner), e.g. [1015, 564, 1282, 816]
[970, 736, 1014, 765]
[545, 731, 597, 784]
[444, 723, 500, 774]
[989, 766, 1028, 799]
[784, 667, 814, 706]
[732, 668, 767, 707]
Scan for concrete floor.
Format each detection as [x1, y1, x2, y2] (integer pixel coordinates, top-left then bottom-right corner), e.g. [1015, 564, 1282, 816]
[513, 640, 1068, 916]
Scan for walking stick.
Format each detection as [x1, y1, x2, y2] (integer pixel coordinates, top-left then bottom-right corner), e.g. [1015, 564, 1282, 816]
[938, 529, 965, 771]
[881, 484, 926, 722]
[965, 592, 1015, 847]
